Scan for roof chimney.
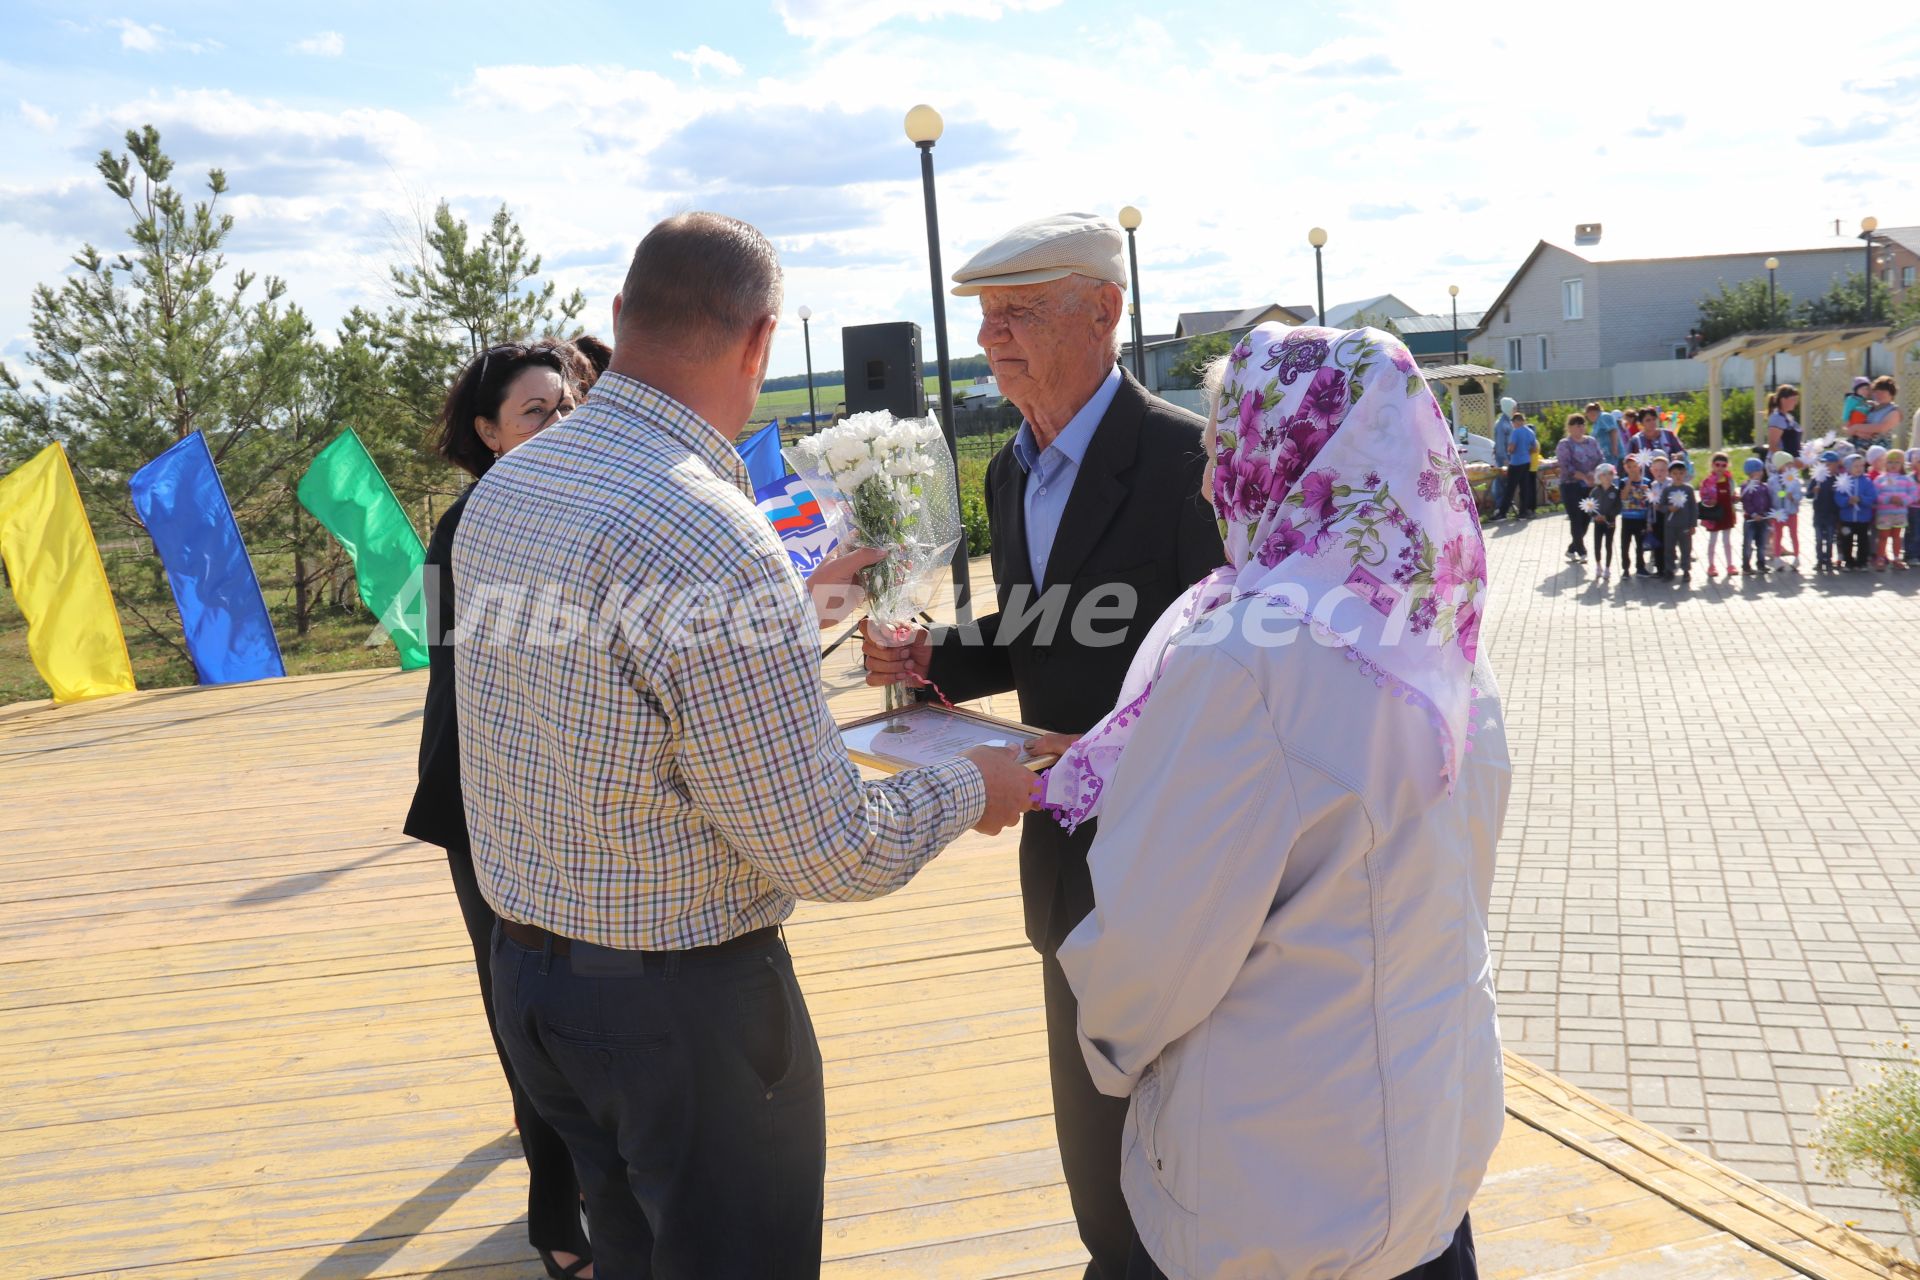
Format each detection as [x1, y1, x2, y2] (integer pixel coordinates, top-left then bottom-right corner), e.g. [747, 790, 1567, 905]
[1574, 223, 1601, 246]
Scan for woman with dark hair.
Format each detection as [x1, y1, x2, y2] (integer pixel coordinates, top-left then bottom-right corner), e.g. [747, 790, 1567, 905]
[403, 340, 593, 1279]
[1766, 384, 1802, 460]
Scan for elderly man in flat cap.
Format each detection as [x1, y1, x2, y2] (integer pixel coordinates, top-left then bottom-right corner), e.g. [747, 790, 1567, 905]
[863, 212, 1223, 1278]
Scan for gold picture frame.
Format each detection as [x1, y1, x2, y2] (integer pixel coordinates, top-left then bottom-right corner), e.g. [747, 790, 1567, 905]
[839, 703, 1058, 775]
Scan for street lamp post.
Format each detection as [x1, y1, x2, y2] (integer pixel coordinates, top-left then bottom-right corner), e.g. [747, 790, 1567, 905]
[904, 103, 970, 620]
[1764, 257, 1779, 387]
[1448, 284, 1461, 363]
[1118, 205, 1145, 382]
[797, 305, 817, 431]
[1860, 216, 1878, 377]
[1308, 227, 1328, 324]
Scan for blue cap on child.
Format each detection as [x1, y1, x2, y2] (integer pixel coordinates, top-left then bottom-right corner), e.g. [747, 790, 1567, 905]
[1820, 450, 1841, 463]
[1743, 457, 1764, 474]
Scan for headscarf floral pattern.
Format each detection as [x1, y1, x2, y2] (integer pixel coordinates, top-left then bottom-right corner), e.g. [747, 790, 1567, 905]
[1041, 324, 1489, 830]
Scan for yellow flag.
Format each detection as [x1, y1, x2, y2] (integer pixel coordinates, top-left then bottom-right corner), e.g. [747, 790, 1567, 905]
[0, 444, 137, 703]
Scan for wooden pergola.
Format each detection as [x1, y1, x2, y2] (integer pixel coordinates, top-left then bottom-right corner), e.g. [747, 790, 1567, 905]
[1424, 362, 1505, 437]
[1693, 325, 1888, 450]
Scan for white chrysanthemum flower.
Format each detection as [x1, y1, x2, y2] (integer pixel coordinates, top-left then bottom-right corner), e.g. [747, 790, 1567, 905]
[1835, 474, 1854, 496]
[1810, 462, 1829, 483]
[1579, 496, 1598, 514]
[1667, 489, 1688, 509]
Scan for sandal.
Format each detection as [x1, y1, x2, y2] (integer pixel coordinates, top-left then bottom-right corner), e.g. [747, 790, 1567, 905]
[539, 1250, 594, 1279]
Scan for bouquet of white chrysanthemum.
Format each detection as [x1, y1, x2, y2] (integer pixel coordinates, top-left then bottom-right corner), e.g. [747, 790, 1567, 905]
[786, 412, 964, 698]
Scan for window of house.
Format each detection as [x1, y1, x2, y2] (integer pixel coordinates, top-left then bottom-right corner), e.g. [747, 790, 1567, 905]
[1562, 278, 1584, 320]
[1505, 337, 1524, 371]
[1905, 266, 1917, 289]
[1538, 336, 1549, 370]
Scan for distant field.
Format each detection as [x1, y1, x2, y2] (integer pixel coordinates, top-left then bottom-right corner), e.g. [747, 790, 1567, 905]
[754, 376, 946, 425]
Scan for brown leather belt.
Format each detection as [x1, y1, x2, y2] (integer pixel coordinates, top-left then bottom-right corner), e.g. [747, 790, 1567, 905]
[499, 918, 779, 959]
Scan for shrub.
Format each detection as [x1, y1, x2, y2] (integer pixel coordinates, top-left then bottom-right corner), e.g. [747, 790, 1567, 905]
[961, 489, 991, 556]
[1814, 1041, 1920, 1221]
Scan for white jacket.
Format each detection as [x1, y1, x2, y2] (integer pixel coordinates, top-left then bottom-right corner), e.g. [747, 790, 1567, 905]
[1059, 596, 1512, 1279]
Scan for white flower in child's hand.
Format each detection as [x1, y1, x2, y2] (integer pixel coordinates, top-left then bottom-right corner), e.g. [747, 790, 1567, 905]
[1667, 489, 1688, 509]
[1810, 462, 1829, 484]
[1579, 496, 1598, 514]
[1835, 475, 1854, 496]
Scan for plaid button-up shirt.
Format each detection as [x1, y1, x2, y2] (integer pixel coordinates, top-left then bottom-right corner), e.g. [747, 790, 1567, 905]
[452, 372, 986, 950]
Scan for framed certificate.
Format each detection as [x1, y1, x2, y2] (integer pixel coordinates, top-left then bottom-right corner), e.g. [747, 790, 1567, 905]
[839, 703, 1058, 774]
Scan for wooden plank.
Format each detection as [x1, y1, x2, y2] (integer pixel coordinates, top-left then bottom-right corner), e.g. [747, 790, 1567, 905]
[2, 633, 1906, 1280]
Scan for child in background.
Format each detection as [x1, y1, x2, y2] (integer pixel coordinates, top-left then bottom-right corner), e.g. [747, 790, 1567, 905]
[1644, 454, 1671, 575]
[1873, 449, 1915, 569]
[1837, 455, 1877, 571]
[1619, 454, 1651, 575]
[1867, 444, 1888, 477]
[1810, 450, 1842, 572]
[1699, 451, 1737, 578]
[1908, 449, 1920, 566]
[1770, 452, 1803, 569]
[1660, 459, 1697, 581]
[1740, 457, 1773, 575]
[1843, 375, 1872, 445]
[1590, 462, 1622, 581]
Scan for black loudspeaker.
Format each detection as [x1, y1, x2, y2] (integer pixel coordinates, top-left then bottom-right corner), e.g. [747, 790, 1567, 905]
[841, 321, 927, 418]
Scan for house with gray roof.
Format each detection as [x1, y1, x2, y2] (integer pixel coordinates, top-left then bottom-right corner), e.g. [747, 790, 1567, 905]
[1468, 234, 1861, 400]
[1172, 303, 1307, 338]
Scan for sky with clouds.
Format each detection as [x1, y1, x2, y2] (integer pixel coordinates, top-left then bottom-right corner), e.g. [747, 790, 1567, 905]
[3, 0, 1917, 382]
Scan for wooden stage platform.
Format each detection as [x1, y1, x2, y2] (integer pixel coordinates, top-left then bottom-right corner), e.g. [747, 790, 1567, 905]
[1, 655, 1910, 1278]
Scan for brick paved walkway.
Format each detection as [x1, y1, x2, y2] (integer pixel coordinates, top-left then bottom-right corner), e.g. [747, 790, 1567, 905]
[1479, 509, 1920, 1255]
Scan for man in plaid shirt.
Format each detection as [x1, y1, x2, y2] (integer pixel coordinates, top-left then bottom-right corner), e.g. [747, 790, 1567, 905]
[454, 212, 1036, 1279]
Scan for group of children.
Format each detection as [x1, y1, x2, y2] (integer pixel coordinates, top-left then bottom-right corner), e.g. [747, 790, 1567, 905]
[1581, 440, 1920, 582]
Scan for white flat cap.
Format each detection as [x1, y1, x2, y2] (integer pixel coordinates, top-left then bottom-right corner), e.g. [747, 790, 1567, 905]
[951, 212, 1127, 296]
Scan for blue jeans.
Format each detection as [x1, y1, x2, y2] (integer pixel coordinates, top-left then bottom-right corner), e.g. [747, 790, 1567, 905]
[491, 925, 826, 1280]
[1815, 515, 1839, 567]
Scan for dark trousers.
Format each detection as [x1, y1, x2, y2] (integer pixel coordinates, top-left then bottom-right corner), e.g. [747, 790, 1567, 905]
[1127, 1214, 1478, 1280]
[1593, 518, 1616, 572]
[1626, 519, 1654, 572]
[1495, 464, 1535, 518]
[1659, 522, 1691, 577]
[1743, 520, 1771, 571]
[1045, 928, 1135, 1279]
[492, 925, 826, 1280]
[444, 842, 587, 1255]
[1562, 480, 1592, 554]
[1840, 522, 1872, 568]
[1815, 515, 1839, 568]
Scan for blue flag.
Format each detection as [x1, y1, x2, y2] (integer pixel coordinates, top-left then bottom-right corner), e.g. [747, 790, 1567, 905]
[737, 419, 786, 493]
[129, 432, 286, 685]
[755, 474, 839, 574]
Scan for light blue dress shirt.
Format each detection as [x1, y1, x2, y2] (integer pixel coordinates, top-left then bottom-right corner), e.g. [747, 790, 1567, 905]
[1011, 366, 1122, 587]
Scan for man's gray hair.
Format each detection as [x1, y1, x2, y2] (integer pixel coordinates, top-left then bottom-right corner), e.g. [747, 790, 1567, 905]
[1201, 354, 1232, 427]
[1059, 274, 1123, 362]
[618, 212, 784, 358]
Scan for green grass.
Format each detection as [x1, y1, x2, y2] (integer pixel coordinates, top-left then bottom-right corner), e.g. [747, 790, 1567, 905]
[753, 376, 946, 424]
[0, 550, 414, 707]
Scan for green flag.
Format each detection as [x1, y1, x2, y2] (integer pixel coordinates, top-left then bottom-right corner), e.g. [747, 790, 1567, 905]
[296, 429, 429, 670]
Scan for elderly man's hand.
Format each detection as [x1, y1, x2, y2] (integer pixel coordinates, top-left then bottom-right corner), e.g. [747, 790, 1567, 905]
[805, 546, 884, 630]
[859, 618, 931, 687]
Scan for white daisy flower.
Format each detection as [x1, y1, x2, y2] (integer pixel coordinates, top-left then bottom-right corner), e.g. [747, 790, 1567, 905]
[1579, 496, 1598, 514]
[1667, 489, 1688, 509]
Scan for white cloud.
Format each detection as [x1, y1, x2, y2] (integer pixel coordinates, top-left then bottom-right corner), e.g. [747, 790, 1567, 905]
[109, 18, 214, 54]
[774, 0, 1062, 40]
[19, 102, 58, 133]
[672, 45, 742, 77]
[293, 31, 345, 57]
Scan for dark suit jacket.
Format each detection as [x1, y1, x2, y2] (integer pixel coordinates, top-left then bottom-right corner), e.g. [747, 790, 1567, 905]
[925, 368, 1223, 950]
[402, 485, 473, 853]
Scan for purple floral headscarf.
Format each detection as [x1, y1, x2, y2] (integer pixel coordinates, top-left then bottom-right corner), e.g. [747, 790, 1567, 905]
[1041, 324, 1489, 830]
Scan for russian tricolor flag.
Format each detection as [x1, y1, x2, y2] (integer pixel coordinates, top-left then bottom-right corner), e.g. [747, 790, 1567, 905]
[738, 420, 839, 573]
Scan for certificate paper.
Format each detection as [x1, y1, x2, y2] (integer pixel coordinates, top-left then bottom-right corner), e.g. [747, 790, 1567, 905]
[839, 704, 1055, 774]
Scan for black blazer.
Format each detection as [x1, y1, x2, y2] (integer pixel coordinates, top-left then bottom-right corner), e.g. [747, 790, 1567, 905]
[402, 485, 473, 854]
[925, 369, 1224, 949]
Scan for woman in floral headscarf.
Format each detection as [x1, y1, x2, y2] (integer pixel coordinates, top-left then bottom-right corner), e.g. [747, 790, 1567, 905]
[1050, 325, 1512, 1280]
